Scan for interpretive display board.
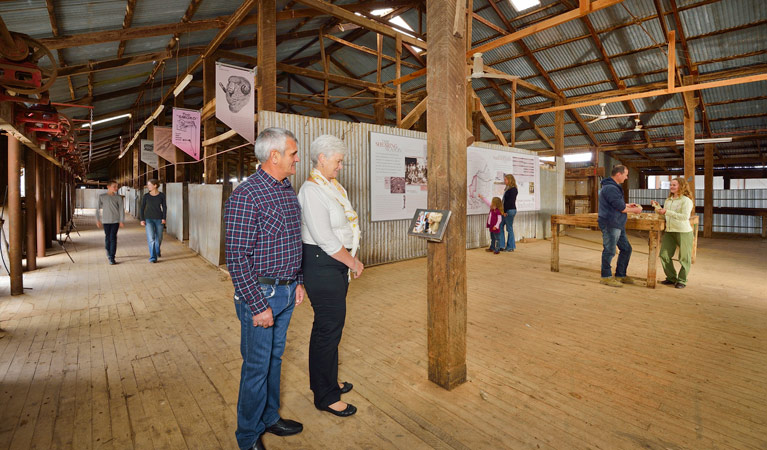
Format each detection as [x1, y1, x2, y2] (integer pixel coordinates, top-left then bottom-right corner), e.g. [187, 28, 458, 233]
[466, 146, 540, 214]
[370, 132, 428, 221]
[370, 131, 540, 221]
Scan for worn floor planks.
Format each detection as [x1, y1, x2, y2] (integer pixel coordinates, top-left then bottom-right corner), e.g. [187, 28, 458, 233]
[1, 213, 766, 450]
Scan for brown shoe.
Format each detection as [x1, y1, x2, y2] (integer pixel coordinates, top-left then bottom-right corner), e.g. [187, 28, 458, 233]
[600, 277, 623, 287]
[615, 276, 635, 284]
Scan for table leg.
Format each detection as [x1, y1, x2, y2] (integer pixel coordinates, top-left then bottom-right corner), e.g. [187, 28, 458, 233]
[691, 222, 698, 264]
[551, 222, 559, 272]
[647, 230, 660, 288]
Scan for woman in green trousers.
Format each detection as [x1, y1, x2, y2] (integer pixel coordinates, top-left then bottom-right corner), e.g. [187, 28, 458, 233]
[656, 177, 695, 288]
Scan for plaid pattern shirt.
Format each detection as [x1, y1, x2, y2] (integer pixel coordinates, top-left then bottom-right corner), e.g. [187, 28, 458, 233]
[224, 167, 303, 315]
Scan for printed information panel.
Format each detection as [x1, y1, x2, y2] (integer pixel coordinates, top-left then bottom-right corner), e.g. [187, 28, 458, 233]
[370, 132, 540, 221]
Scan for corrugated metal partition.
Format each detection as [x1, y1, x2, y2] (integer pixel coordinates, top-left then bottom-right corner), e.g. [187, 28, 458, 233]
[259, 111, 549, 266]
[629, 189, 767, 234]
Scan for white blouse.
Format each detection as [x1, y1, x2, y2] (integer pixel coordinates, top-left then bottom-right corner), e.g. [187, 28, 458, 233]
[297, 181, 355, 255]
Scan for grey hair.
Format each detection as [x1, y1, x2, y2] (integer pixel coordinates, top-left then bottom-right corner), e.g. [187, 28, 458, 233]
[254, 127, 298, 162]
[310, 134, 347, 166]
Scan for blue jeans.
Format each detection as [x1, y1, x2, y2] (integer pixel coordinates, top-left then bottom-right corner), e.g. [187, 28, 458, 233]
[503, 209, 517, 250]
[601, 227, 632, 278]
[235, 283, 296, 450]
[144, 218, 164, 261]
[489, 232, 502, 251]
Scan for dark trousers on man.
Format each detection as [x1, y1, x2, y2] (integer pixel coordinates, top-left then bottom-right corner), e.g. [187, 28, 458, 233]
[302, 243, 349, 409]
[103, 223, 119, 262]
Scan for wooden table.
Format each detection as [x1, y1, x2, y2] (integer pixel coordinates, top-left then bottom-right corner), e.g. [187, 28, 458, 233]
[550, 213, 700, 288]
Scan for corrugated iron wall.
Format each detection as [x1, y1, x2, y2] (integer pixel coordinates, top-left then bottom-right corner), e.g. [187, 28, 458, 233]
[629, 189, 767, 234]
[259, 111, 550, 266]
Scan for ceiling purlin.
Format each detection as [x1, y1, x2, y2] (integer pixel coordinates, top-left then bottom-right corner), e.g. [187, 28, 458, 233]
[482, 0, 602, 152]
[44, 0, 76, 100]
[167, 0, 206, 51]
[116, 0, 138, 59]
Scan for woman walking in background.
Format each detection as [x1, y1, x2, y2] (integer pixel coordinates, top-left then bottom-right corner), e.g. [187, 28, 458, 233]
[139, 179, 167, 263]
[502, 174, 519, 252]
[655, 177, 695, 288]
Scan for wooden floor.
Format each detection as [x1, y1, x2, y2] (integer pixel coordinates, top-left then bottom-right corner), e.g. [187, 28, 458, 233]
[1, 213, 766, 450]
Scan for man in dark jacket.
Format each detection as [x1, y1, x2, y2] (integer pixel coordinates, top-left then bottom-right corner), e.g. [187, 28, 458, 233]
[598, 165, 642, 287]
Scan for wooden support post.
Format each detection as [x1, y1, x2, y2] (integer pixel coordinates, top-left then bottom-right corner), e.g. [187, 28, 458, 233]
[703, 143, 714, 238]
[426, 0, 467, 391]
[667, 30, 675, 92]
[35, 154, 46, 257]
[47, 162, 55, 244]
[647, 230, 660, 288]
[133, 145, 140, 189]
[682, 89, 698, 199]
[396, 34, 402, 127]
[375, 33, 385, 125]
[319, 29, 330, 118]
[554, 99, 565, 158]
[174, 94, 187, 182]
[257, 0, 277, 112]
[203, 56, 218, 183]
[551, 221, 559, 272]
[510, 81, 517, 146]
[222, 151, 230, 189]
[25, 149, 37, 271]
[237, 147, 244, 181]
[55, 167, 62, 238]
[7, 134, 24, 294]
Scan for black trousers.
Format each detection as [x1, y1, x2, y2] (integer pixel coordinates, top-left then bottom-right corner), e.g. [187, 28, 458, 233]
[302, 243, 349, 409]
[103, 223, 119, 260]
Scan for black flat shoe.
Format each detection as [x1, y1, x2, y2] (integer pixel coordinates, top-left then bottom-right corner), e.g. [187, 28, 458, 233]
[265, 417, 303, 436]
[249, 434, 266, 450]
[320, 403, 357, 417]
[675, 282, 686, 289]
[660, 279, 675, 285]
[340, 382, 353, 394]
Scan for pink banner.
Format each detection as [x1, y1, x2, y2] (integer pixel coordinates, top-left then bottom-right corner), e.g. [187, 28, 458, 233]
[152, 126, 177, 163]
[172, 108, 201, 161]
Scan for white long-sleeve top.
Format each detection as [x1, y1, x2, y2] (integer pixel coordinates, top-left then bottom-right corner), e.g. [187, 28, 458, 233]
[663, 195, 694, 232]
[297, 181, 355, 255]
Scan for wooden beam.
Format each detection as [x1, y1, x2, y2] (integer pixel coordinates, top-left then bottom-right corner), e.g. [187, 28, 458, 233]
[426, 0, 466, 391]
[400, 96, 428, 129]
[277, 96, 376, 120]
[516, 72, 767, 117]
[476, 96, 508, 146]
[276, 62, 393, 94]
[117, 0, 138, 58]
[57, 46, 203, 77]
[396, 34, 402, 126]
[469, 0, 625, 55]
[293, 0, 425, 48]
[258, 0, 277, 112]
[322, 34, 421, 70]
[555, 100, 565, 158]
[667, 30, 676, 91]
[682, 87, 698, 198]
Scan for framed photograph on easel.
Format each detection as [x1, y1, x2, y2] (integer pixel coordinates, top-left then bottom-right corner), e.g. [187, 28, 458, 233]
[407, 209, 452, 242]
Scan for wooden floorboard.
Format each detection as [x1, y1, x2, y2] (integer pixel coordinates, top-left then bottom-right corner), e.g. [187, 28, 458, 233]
[0, 213, 766, 449]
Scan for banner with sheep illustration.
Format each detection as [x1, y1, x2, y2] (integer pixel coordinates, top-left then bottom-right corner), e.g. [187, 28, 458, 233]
[172, 108, 201, 161]
[215, 62, 255, 144]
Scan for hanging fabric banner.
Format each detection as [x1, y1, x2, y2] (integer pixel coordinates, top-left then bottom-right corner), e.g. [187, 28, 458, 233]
[140, 140, 159, 169]
[215, 62, 255, 143]
[172, 107, 201, 161]
[152, 126, 177, 164]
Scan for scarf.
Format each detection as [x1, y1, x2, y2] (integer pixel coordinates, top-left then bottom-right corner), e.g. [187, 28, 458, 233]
[309, 168, 361, 277]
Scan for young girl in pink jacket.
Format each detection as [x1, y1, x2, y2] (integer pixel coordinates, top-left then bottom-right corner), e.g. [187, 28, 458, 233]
[479, 194, 504, 254]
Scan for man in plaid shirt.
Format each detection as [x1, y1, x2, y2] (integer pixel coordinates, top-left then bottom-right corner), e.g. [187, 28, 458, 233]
[224, 127, 305, 450]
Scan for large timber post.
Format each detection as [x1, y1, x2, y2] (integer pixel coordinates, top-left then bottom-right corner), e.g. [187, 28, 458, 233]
[426, 0, 467, 390]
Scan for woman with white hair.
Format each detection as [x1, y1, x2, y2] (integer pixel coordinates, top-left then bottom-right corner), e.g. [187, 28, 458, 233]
[298, 134, 363, 418]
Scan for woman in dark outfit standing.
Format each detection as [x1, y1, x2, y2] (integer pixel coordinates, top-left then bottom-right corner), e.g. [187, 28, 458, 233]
[139, 179, 167, 263]
[298, 135, 363, 418]
[502, 174, 519, 252]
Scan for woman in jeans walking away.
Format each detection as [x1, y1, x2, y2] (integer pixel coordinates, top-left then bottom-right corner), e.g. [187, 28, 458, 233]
[139, 179, 167, 263]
